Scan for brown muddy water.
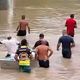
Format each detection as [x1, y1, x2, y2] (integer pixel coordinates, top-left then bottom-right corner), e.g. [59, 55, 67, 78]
[0, 0, 80, 80]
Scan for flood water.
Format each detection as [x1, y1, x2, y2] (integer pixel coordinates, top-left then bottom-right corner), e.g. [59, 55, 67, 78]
[0, 0, 80, 80]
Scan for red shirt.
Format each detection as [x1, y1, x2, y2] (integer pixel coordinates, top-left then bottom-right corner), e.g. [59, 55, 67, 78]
[65, 18, 76, 35]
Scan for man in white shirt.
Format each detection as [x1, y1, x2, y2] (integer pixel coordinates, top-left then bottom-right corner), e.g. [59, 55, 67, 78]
[0, 36, 19, 58]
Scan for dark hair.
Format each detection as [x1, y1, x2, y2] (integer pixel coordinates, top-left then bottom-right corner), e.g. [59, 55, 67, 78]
[22, 15, 25, 19]
[7, 36, 11, 40]
[70, 14, 74, 18]
[39, 33, 44, 38]
[21, 39, 28, 46]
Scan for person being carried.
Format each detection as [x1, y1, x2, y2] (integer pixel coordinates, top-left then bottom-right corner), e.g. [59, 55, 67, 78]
[65, 14, 77, 37]
[15, 39, 32, 73]
[57, 30, 75, 59]
[0, 36, 19, 58]
[16, 15, 30, 36]
[35, 40, 53, 68]
[33, 33, 49, 49]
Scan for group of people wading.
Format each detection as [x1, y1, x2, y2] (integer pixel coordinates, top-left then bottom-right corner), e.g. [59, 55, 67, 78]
[0, 14, 77, 73]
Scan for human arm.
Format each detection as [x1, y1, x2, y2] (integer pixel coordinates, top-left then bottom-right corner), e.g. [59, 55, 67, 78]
[74, 21, 77, 28]
[57, 43, 61, 51]
[29, 54, 33, 60]
[27, 25, 30, 34]
[16, 40, 20, 45]
[26, 22, 30, 34]
[65, 23, 67, 27]
[57, 38, 61, 51]
[71, 43, 75, 47]
[48, 48, 53, 58]
[71, 38, 75, 47]
[35, 47, 39, 60]
[16, 25, 20, 31]
[65, 20, 67, 27]
[65, 18, 69, 27]
[26, 48, 33, 59]
[16, 21, 21, 31]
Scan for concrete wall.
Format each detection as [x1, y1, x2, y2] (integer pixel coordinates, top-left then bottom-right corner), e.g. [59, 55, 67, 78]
[0, 0, 9, 10]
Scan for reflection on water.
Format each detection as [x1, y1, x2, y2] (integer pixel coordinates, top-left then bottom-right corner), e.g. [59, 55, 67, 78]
[0, 0, 80, 80]
[0, 0, 80, 35]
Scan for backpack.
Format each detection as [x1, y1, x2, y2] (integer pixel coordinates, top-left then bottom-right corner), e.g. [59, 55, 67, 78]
[18, 46, 30, 66]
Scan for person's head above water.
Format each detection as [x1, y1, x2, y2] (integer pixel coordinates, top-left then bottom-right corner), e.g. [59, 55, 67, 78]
[7, 36, 12, 40]
[62, 30, 67, 36]
[39, 33, 44, 39]
[21, 39, 28, 46]
[70, 14, 74, 18]
[22, 15, 25, 19]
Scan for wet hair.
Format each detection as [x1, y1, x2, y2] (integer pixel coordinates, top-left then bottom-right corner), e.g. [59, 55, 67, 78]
[21, 39, 28, 46]
[7, 36, 11, 40]
[39, 33, 44, 38]
[22, 15, 25, 19]
[70, 14, 74, 18]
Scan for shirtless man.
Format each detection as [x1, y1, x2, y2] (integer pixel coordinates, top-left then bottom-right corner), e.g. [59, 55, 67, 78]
[35, 40, 53, 68]
[17, 15, 30, 36]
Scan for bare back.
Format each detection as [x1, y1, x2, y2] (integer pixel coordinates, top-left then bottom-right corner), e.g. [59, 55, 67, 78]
[36, 45, 49, 60]
[19, 20, 28, 30]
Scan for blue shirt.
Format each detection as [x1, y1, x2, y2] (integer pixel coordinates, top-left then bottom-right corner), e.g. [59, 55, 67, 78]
[58, 35, 74, 50]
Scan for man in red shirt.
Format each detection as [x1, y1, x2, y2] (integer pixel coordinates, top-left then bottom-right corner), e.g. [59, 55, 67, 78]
[65, 14, 77, 37]
[17, 15, 30, 36]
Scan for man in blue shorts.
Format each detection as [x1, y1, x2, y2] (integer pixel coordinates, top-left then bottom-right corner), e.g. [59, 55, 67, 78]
[57, 30, 75, 59]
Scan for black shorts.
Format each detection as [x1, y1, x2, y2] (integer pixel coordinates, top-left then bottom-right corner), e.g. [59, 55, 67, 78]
[39, 60, 49, 68]
[17, 30, 26, 36]
[62, 49, 71, 59]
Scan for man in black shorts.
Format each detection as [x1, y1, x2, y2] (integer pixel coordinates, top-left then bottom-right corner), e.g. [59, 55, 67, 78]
[16, 15, 30, 36]
[35, 40, 53, 68]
